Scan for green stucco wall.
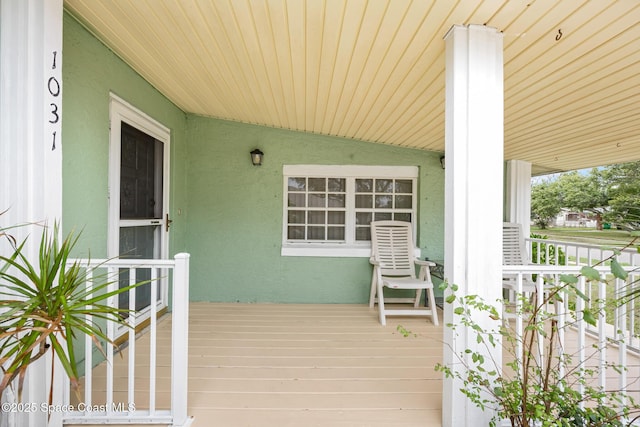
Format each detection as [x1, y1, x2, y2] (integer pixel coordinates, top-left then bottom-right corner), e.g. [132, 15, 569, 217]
[185, 117, 444, 303]
[62, 11, 445, 304]
[62, 12, 188, 257]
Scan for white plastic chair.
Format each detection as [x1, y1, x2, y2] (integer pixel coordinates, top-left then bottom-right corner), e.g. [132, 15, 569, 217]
[369, 221, 438, 326]
[503, 222, 536, 318]
[502, 222, 536, 291]
[503, 222, 529, 269]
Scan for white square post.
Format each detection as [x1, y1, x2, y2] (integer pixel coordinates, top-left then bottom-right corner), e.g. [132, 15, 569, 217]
[506, 159, 532, 238]
[0, 1, 63, 426]
[442, 24, 504, 427]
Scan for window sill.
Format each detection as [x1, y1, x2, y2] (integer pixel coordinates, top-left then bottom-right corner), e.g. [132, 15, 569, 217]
[281, 244, 421, 258]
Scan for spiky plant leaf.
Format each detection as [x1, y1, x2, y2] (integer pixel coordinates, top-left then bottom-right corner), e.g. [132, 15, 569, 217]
[0, 222, 146, 403]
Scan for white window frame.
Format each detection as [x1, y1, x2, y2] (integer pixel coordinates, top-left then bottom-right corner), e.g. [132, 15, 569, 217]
[281, 165, 419, 257]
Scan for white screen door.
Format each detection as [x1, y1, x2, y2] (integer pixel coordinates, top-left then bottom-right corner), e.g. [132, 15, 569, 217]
[109, 94, 170, 325]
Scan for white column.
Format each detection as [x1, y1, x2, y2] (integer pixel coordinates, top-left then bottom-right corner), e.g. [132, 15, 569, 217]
[0, 0, 63, 228]
[0, 1, 63, 426]
[442, 24, 504, 427]
[0, 0, 65, 249]
[505, 159, 532, 237]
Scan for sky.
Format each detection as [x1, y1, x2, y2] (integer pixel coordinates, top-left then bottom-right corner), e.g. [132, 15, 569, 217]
[531, 168, 592, 184]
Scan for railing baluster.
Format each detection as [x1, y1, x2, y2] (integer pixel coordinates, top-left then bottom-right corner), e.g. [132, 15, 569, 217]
[149, 267, 158, 415]
[84, 267, 93, 407]
[545, 243, 550, 266]
[536, 274, 545, 369]
[614, 280, 621, 339]
[556, 273, 566, 380]
[617, 278, 628, 407]
[630, 288, 636, 349]
[128, 266, 136, 411]
[515, 272, 524, 374]
[597, 280, 607, 391]
[576, 276, 586, 406]
[106, 267, 117, 415]
[631, 273, 639, 349]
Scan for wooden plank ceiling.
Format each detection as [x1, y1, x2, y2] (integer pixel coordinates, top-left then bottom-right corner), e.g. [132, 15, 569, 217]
[64, 0, 640, 175]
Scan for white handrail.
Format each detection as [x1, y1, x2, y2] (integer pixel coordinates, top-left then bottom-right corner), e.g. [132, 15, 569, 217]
[58, 253, 191, 427]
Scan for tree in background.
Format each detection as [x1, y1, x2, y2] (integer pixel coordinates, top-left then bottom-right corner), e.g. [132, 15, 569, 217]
[555, 169, 609, 230]
[601, 161, 640, 230]
[531, 179, 561, 228]
[531, 161, 640, 230]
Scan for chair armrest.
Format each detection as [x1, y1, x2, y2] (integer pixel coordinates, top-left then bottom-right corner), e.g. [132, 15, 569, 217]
[415, 259, 436, 267]
[415, 259, 435, 282]
[369, 257, 380, 266]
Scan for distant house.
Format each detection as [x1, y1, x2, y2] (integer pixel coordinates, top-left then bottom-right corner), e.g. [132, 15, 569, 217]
[555, 209, 597, 228]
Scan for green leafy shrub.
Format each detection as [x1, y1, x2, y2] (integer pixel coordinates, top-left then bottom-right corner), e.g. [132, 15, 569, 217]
[530, 233, 566, 265]
[435, 261, 639, 427]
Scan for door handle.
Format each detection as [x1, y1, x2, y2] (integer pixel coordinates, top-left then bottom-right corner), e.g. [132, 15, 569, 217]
[165, 213, 173, 232]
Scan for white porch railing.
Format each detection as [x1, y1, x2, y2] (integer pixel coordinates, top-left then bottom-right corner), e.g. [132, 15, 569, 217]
[526, 236, 640, 350]
[527, 236, 640, 268]
[503, 263, 640, 407]
[57, 253, 191, 427]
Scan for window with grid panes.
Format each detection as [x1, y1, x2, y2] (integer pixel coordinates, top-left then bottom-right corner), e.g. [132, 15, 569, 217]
[354, 178, 414, 241]
[282, 165, 418, 257]
[287, 177, 346, 242]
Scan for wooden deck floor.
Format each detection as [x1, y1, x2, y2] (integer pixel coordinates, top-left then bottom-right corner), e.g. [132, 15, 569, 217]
[77, 302, 444, 427]
[74, 302, 640, 427]
[186, 303, 443, 426]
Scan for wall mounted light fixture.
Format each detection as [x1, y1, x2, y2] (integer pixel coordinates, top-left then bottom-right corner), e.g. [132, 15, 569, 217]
[250, 149, 264, 166]
[440, 155, 445, 169]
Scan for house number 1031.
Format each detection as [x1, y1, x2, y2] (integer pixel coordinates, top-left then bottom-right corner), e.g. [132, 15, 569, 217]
[48, 51, 60, 150]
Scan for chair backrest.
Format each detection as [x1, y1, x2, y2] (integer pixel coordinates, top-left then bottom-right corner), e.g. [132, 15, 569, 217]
[503, 222, 529, 266]
[370, 221, 416, 277]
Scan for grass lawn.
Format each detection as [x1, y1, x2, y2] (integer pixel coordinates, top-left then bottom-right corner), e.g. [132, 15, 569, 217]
[531, 226, 638, 247]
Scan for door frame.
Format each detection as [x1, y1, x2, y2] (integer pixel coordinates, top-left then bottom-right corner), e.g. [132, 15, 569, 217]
[108, 93, 171, 315]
